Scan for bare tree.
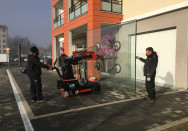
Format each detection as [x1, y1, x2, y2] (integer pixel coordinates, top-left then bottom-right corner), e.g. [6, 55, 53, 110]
[7, 36, 36, 59]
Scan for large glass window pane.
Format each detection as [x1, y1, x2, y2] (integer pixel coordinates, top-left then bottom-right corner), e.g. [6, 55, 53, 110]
[87, 21, 137, 94]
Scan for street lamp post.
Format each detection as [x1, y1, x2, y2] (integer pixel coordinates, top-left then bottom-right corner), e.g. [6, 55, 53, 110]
[18, 44, 21, 67]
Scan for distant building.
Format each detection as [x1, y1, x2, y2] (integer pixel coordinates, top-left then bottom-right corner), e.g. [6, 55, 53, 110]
[0, 25, 8, 54]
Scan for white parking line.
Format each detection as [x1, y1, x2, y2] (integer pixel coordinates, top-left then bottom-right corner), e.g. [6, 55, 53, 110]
[8, 70, 35, 119]
[32, 90, 186, 120]
[7, 69, 34, 131]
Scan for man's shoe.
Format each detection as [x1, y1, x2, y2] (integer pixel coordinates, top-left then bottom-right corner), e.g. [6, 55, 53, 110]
[148, 99, 155, 104]
[37, 99, 46, 103]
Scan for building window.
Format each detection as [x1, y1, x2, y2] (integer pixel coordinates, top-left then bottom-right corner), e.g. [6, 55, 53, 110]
[69, 0, 88, 21]
[3, 40, 5, 43]
[101, 0, 122, 14]
[3, 34, 5, 38]
[3, 50, 6, 53]
[53, 13, 64, 29]
[3, 45, 6, 48]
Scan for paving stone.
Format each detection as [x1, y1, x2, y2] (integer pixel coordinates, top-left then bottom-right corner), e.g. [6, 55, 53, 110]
[1, 68, 188, 130]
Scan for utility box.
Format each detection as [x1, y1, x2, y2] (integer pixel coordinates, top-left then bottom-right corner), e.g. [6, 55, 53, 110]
[0, 54, 9, 62]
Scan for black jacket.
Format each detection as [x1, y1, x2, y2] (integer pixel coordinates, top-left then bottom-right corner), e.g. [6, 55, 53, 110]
[54, 54, 74, 79]
[26, 54, 49, 76]
[139, 52, 158, 78]
[54, 54, 68, 67]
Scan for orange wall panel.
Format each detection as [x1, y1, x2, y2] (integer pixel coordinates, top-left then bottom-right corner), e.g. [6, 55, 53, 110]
[51, 0, 59, 6]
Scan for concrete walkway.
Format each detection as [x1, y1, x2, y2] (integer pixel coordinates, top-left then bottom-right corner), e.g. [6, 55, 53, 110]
[0, 68, 188, 131]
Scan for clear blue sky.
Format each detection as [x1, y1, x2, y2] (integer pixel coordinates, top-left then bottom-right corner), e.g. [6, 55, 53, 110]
[0, 0, 51, 48]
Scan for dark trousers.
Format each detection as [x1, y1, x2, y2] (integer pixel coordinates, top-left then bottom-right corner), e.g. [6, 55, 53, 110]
[146, 76, 156, 100]
[28, 75, 43, 101]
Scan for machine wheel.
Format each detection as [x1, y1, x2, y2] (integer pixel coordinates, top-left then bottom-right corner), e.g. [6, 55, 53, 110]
[113, 41, 121, 51]
[114, 64, 121, 73]
[91, 82, 101, 94]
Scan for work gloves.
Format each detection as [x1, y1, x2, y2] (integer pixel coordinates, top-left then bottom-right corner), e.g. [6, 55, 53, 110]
[147, 77, 151, 81]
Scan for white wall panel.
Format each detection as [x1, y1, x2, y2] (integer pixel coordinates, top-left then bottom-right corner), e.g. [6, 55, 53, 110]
[133, 29, 176, 86]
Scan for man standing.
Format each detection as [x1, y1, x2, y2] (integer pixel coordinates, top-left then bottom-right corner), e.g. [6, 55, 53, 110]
[26, 46, 49, 102]
[55, 47, 68, 73]
[54, 47, 74, 79]
[136, 47, 158, 103]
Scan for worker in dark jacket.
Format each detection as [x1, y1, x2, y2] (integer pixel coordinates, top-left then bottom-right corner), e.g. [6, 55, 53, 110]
[26, 46, 49, 102]
[54, 47, 74, 79]
[136, 47, 158, 103]
[54, 48, 68, 74]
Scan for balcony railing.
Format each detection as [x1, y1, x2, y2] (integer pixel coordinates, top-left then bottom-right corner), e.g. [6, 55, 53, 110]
[54, 13, 64, 29]
[69, 0, 88, 21]
[101, 0, 122, 14]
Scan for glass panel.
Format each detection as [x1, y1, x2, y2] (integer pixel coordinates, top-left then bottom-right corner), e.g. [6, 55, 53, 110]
[56, 22, 58, 28]
[82, 3, 88, 14]
[70, 12, 75, 21]
[112, 3, 121, 13]
[54, 23, 56, 29]
[75, 8, 81, 18]
[54, 22, 58, 29]
[57, 21, 60, 27]
[101, 1, 111, 12]
[60, 18, 64, 25]
[130, 35, 136, 79]
[87, 21, 137, 94]
[69, 3, 88, 21]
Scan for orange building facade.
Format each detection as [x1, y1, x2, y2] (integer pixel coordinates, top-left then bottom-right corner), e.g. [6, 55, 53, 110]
[51, 0, 123, 79]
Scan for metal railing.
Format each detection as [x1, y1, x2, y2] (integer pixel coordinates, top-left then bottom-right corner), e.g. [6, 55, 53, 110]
[69, 0, 88, 21]
[54, 13, 64, 29]
[101, 0, 122, 14]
